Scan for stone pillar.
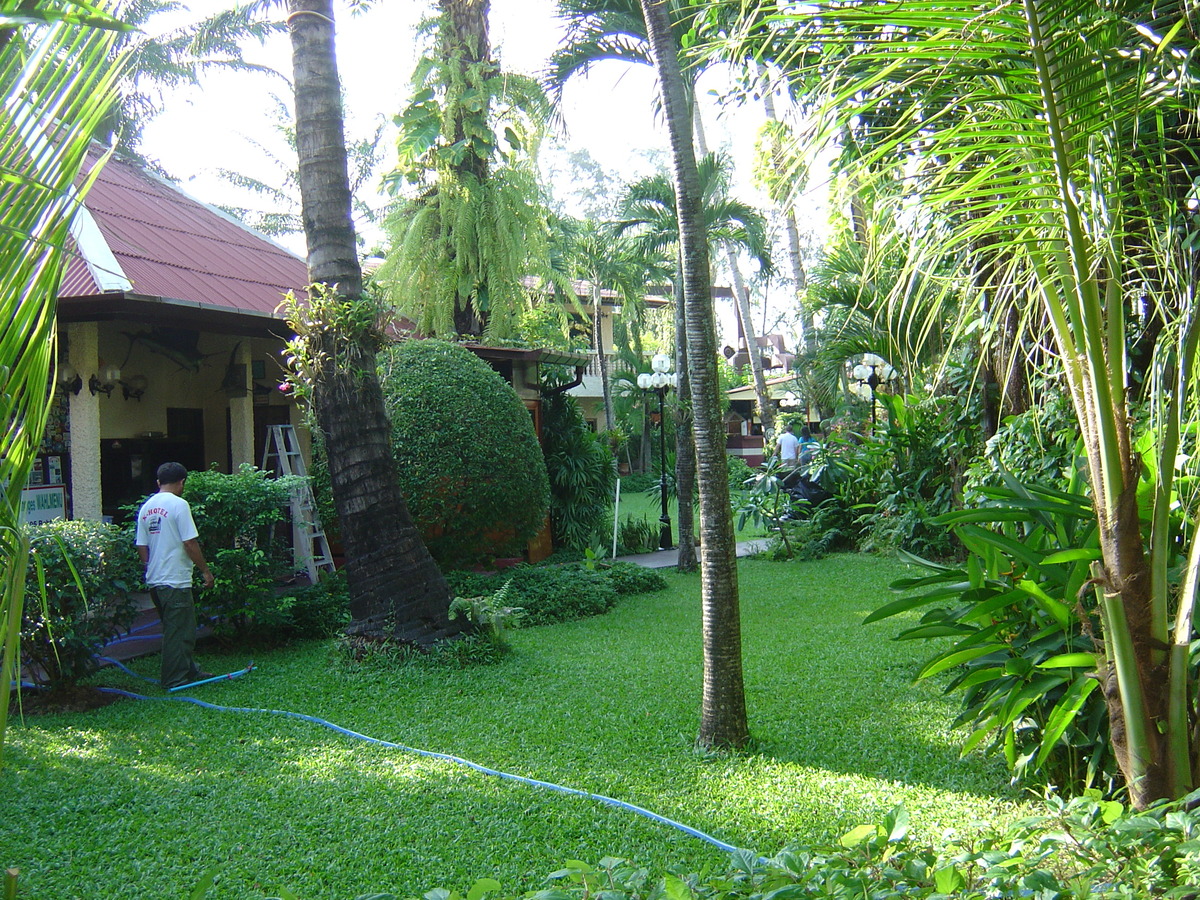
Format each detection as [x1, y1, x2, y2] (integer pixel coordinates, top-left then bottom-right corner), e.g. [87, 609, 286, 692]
[67, 322, 102, 521]
[228, 341, 255, 469]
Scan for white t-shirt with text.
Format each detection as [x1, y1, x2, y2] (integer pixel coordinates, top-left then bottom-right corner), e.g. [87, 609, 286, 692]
[135, 490, 200, 588]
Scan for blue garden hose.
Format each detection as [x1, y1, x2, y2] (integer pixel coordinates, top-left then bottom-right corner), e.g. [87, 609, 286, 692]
[100, 686, 752, 858]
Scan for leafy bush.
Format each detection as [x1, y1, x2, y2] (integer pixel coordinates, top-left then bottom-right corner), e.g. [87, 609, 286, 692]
[333, 628, 508, 669]
[602, 561, 667, 595]
[871, 476, 1117, 794]
[351, 792, 1200, 900]
[618, 471, 657, 493]
[616, 514, 659, 555]
[814, 389, 976, 558]
[726, 453, 754, 490]
[22, 520, 141, 687]
[448, 579, 524, 656]
[965, 375, 1079, 495]
[280, 570, 350, 639]
[181, 465, 297, 640]
[737, 457, 800, 557]
[446, 564, 618, 626]
[183, 464, 295, 553]
[541, 391, 616, 550]
[380, 339, 550, 568]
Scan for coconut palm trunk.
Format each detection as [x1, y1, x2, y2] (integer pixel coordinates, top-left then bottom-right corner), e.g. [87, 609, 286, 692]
[673, 271, 698, 572]
[640, 0, 748, 749]
[287, 0, 455, 643]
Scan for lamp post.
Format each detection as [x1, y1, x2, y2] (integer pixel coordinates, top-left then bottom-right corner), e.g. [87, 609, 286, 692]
[637, 352, 678, 550]
[851, 354, 897, 429]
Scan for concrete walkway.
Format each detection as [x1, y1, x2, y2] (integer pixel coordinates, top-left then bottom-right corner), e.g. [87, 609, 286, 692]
[614, 539, 770, 569]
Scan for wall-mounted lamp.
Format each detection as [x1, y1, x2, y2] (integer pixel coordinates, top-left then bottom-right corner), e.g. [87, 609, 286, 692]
[58, 363, 83, 395]
[120, 373, 148, 401]
[89, 364, 121, 397]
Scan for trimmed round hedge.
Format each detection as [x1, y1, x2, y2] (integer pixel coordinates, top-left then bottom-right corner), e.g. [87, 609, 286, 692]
[379, 339, 550, 568]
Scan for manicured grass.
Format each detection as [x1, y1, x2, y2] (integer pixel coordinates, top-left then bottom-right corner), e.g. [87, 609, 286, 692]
[1, 554, 1024, 899]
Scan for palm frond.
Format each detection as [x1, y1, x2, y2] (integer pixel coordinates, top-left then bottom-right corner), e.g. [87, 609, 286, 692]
[0, 0, 125, 758]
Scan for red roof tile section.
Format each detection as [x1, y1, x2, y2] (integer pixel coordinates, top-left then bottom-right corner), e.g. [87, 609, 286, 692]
[60, 151, 308, 317]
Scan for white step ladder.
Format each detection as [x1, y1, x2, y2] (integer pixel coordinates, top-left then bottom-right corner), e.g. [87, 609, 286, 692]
[261, 424, 335, 582]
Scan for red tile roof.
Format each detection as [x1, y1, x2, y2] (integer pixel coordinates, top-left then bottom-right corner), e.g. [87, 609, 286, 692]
[60, 150, 309, 319]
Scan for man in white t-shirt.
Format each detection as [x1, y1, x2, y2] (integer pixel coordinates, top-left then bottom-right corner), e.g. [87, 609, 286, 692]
[777, 424, 800, 467]
[135, 462, 215, 689]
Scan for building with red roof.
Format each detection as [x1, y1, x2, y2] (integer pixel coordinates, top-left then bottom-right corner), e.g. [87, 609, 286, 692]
[39, 149, 311, 524]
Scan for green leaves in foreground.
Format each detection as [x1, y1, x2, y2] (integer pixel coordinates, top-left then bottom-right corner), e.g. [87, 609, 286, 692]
[871, 479, 1115, 792]
[269, 793, 1200, 899]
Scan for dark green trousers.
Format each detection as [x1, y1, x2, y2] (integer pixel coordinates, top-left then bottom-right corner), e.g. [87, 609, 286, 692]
[149, 586, 197, 689]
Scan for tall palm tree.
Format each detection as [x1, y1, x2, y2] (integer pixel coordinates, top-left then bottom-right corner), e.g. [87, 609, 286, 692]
[565, 219, 643, 429]
[639, 0, 749, 750]
[0, 0, 126, 758]
[215, 94, 386, 240]
[730, 0, 1199, 805]
[285, 0, 456, 644]
[619, 153, 771, 572]
[548, 0, 778, 442]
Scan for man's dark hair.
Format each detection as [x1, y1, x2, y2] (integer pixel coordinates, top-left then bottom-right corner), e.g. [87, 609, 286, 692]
[157, 461, 188, 485]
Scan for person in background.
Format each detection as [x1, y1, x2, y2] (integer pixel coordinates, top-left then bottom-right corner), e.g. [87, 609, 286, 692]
[798, 426, 820, 466]
[135, 462, 214, 689]
[777, 423, 800, 467]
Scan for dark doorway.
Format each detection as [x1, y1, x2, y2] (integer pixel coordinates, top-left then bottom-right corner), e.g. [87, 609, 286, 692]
[254, 406, 292, 471]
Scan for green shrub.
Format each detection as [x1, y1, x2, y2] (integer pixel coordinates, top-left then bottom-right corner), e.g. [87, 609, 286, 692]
[602, 561, 667, 595]
[181, 465, 297, 639]
[964, 375, 1080, 495]
[280, 570, 350, 639]
[616, 514, 659, 555]
[814, 388, 974, 558]
[448, 579, 524, 659]
[385, 792, 1200, 900]
[445, 564, 618, 626]
[618, 471, 657, 493]
[379, 339, 550, 568]
[332, 628, 507, 669]
[21, 520, 141, 687]
[726, 453, 754, 489]
[542, 391, 616, 550]
[873, 479, 1117, 794]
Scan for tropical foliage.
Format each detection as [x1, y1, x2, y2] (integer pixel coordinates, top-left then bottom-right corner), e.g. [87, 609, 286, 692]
[181, 465, 297, 639]
[21, 520, 140, 688]
[0, 0, 124, 757]
[718, 0, 1200, 806]
[872, 477, 1118, 794]
[378, 4, 563, 340]
[541, 389, 617, 551]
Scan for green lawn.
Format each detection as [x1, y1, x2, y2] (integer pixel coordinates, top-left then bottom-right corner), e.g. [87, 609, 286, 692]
[2, 554, 1024, 899]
